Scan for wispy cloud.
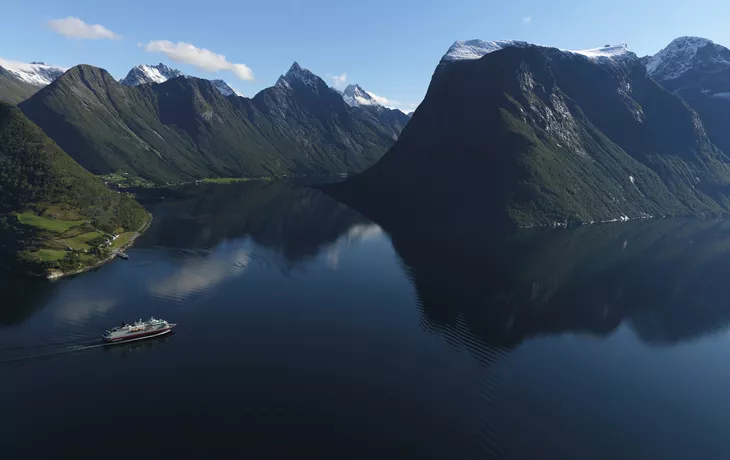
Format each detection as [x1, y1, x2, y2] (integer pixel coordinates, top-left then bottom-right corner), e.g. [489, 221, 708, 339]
[141, 40, 254, 80]
[521, 16, 532, 25]
[47, 17, 121, 40]
[330, 73, 348, 90]
[365, 90, 419, 113]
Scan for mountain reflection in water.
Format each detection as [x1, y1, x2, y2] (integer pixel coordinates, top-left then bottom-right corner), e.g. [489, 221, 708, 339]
[387, 219, 730, 350]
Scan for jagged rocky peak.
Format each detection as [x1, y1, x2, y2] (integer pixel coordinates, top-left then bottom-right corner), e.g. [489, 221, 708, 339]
[646, 36, 730, 80]
[342, 84, 380, 107]
[282, 61, 323, 89]
[120, 63, 183, 86]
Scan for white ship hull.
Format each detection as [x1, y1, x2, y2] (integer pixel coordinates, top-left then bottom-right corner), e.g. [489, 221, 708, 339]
[103, 319, 176, 343]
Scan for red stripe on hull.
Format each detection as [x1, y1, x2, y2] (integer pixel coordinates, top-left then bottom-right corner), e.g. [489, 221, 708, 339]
[104, 326, 173, 343]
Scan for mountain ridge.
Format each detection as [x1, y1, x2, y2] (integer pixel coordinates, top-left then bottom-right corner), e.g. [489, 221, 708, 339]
[19, 62, 409, 183]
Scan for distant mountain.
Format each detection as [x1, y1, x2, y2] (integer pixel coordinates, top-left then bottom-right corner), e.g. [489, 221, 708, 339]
[251, 62, 407, 170]
[342, 84, 379, 107]
[0, 59, 65, 103]
[119, 63, 244, 97]
[328, 40, 730, 230]
[646, 37, 730, 160]
[119, 63, 183, 85]
[0, 101, 149, 276]
[19, 63, 407, 183]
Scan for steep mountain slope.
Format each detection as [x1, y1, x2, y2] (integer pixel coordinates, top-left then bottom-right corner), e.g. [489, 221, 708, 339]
[19, 63, 406, 183]
[646, 37, 730, 160]
[329, 41, 730, 229]
[0, 69, 38, 104]
[0, 102, 149, 276]
[120, 63, 243, 97]
[0, 59, 65, 103]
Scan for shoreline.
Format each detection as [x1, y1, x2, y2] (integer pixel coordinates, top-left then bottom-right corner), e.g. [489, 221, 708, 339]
[43, 214, 154, 280]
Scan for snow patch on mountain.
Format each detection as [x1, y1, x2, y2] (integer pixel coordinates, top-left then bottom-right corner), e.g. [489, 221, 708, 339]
[442, 40, 530, 62]
[646, 36, 730, 80]
[120, 63, 243, 97]
[211, 79, 244, 97]
[442, 39, 634, 65]
[0, 58, 66, 86]
[568, 44, 632, 61]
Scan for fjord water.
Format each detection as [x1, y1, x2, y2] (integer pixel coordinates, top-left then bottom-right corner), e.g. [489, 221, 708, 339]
[3, 182, 730, 459]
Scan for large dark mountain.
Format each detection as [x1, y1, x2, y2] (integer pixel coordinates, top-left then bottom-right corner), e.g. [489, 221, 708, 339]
[646, 37, 730, 160]
[329, 40, 730, 230]
[0, 101, 149, 275]
[18, 62, 408, 184]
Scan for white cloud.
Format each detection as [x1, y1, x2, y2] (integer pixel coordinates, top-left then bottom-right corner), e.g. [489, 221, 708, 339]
[47, 17, 121, 40]
[365, 90, 419, 113]
[141, 40, 254, 80]
[331, 73, 348, 90]
[522, 16, 532, 25]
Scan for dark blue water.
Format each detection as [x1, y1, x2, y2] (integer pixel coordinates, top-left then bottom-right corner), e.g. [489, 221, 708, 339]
[2, 181, 730, 459]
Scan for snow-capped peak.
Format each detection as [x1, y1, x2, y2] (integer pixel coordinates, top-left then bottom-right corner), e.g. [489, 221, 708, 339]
[645, 36, 730, 80]
[441, 39, 634, 65]
[342, 84, 381, 107]
[0, 58, 66, 86]
[120, 63, 183, 86]
[120, 63, 243, 97]
[211, 79, 244, 97]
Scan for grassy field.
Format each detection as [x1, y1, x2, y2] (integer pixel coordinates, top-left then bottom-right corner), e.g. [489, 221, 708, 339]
[61, 231, 103, 250]
[200, 178, 251, 184]
[111, 232, 136, 249]
[31, 249, 67, 262]
[16, 212, 86, 233]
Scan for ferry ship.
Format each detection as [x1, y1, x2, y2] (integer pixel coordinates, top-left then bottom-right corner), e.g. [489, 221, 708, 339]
[102, 318, 176, 343]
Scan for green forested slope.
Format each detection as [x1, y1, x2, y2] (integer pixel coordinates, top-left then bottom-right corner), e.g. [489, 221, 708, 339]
[0, 101, 150, 275]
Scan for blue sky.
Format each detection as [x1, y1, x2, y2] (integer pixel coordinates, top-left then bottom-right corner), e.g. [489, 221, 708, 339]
[2, 0, 729, 111]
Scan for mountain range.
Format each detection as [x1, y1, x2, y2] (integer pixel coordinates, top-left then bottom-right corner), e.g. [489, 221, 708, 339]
[329, 37, 730, 230]
[15, 61, 409, 183]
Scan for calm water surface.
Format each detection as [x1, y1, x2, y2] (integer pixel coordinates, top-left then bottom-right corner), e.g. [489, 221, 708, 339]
[2, 181, 730, 459]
